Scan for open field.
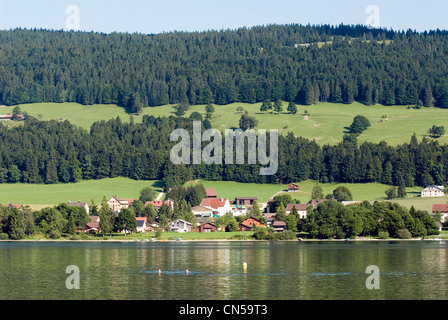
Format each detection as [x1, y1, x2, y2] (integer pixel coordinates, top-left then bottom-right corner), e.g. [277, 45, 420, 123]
[0, 177, 161, 209]
[0, 175, 444, 214]
[4, 101, 448, 146]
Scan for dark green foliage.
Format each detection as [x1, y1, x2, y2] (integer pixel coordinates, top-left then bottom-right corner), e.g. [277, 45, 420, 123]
[348, 115, 371, 134]
[0, 26, 448, 110]
[239, 112, 258, 130]
[428, 125, 445, 138]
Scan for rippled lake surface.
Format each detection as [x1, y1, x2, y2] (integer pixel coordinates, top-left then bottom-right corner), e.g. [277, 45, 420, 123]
[1, 240, 447, 300]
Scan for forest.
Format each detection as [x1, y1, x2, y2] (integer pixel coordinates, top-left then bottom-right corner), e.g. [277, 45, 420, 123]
[1, 24, 448, 110]
[0, 115, 447, 190]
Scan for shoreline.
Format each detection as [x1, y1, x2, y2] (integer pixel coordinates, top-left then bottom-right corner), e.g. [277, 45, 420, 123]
[0, 237, 445, 243]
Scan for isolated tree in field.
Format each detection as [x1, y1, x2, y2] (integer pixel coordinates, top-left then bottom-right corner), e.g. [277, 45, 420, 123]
[205, 103, 215, 118]
[274, 100, 283, 114]
[385, 186, 398, 199]
[287, 101, 298, 114]
[348, 115, 371, 134]
[260, 100, 272, 113]
[428, 125, 445, 138]
[139, 186, 157, 202]
[189, 111, 203, 122]
[332, 186, 353, 201]
[173, 104, 187, 117]
[239, 111, 258, 130]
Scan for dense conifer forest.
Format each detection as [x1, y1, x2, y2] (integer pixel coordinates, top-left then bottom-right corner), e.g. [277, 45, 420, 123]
[0, 115, 447, 190]
[1, 24, 448, 110]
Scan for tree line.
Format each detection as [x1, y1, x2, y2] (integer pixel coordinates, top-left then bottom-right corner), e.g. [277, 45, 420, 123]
[2, 25, 448, 110]
[0, 115, 447, 189]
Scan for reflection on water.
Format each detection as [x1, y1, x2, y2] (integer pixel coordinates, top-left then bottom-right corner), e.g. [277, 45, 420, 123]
[0, 241, 447, 300]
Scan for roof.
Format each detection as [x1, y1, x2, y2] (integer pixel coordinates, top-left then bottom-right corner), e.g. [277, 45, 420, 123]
[67, 201, 89, 207]
[241, 216, 263, 224]
[109, 196, 137, 205]
[205, 188, 217, 197]
[198, 222, 217, 228]
[286, 203, 311, 212]
[171, 219, 192, 225]
[191, 206, 214, 212]
[2, 203, 23, 209]
[432, 204, 448, 212]
[235, 197, 257, 200]
[272, 220, 287, 226]
[422, 185, 445, 192]
[200, 198, 229, 210]
[145, 200, 172, 207]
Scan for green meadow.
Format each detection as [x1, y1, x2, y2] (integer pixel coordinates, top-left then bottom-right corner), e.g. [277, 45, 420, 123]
[0, 177, 161, 210]
[4, 101, 448, 146]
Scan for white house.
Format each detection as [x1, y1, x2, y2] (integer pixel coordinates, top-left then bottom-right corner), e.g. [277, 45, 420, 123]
[231, 205, 247, 217]
[421, 185, 445, 197]
[285, 203, 311, 219]
[67, 201, 90, 214]
[136, 217, 148, 233]
[200, 198, 232, 217]
[169, 219, 192, 233]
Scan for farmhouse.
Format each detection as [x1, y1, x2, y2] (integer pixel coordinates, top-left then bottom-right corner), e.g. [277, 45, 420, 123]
[262, 213, 276, 227]
[67, 201, 90, 214]
[169, 219, 192, 233]
[238, 217, 265, 231]
[107, 196, 137, 212]
[194, 222, 217, 233]
[200, 198, 231, 217]
[432, 204, 448, 222]
[421, 185, 445, 197]
[285, 203, 311, 218]
[0, 114, 25, 121]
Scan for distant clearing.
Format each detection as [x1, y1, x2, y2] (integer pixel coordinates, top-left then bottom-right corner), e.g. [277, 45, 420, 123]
[6, 101, 448, 146]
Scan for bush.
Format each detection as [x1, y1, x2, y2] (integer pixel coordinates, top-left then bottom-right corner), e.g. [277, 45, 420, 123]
[0, 233, 8, 240]
[48, 230, 61, 239]
[253, 228, 268, 240]
[397, 228, 413, 239]
[378, 231, 389, 239]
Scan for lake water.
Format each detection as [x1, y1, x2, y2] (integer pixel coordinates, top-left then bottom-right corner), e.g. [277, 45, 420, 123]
[0, 240, 447, 300]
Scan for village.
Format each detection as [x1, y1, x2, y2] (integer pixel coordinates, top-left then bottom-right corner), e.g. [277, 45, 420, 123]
[49, 183, 448, 238]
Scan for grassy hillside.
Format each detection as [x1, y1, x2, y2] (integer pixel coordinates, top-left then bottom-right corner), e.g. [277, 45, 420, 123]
[0, 178, 161, 210]
[6, 101, 448, 146]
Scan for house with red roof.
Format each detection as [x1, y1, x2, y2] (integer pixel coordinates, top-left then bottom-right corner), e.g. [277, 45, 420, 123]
[205, 188, 217, 198]
[136, 217, 149, 233]
[432, 204, 448, 222]
[200, 198, 231, 217]
[238, 217, 265, 231]
[145, 200, 174, 211]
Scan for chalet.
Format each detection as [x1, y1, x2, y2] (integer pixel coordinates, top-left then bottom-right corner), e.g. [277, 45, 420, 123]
[285, 203, 311, 218]
[200, 198, 232, 217]
[2, 203, 23, 210]
[136, 217, 148, 233]
[191, 206, 214, 218]
[169, 219, 192, 233]
[195, 222, 217, 233]
[67, 201, 90, 214]
[238, 217, 265, 231]
[107, 196, 137, 213]
[272, 220, 287, 232]
[145, 200, 174, 211]
[432, 204, 448, 222]
[287, 184, 299, 192]
[421, 185, 445, 197]
[235, 197, 257, 205]
[84, 215, 100, 233]
[205, 188, 217, 198]
[147, 222, 161, 232]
